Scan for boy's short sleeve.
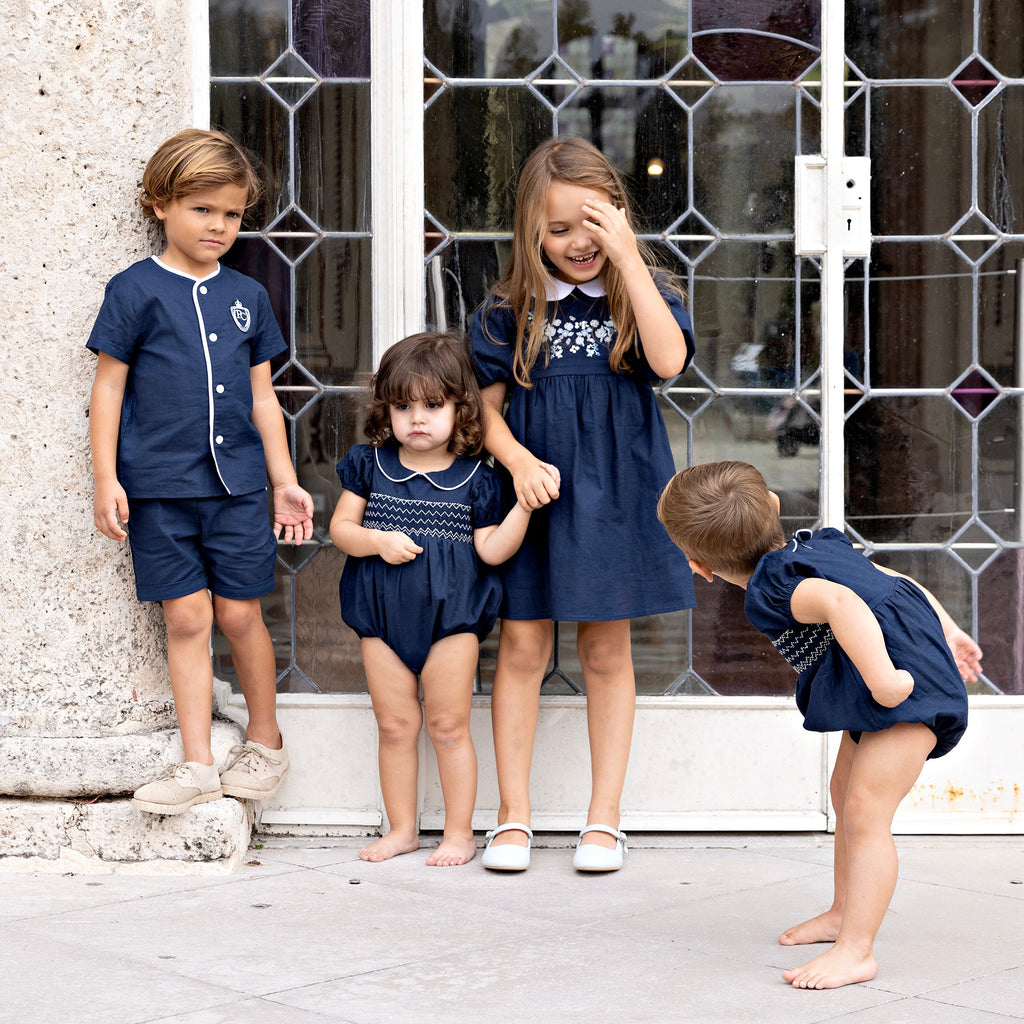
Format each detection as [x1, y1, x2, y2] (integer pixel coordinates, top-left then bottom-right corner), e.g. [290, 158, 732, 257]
[86, 272, 142, 363]
[336, 444, 375, 498]
[471, 463, 504, 528]
[250, 286, 287, 366]
[469, 298, 515, 388]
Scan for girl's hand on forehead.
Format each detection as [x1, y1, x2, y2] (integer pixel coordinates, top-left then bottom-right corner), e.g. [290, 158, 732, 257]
[581, 198, 642, 271]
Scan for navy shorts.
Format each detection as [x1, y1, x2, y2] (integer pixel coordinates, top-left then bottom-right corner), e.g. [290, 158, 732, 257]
[126, 491, 278, 602]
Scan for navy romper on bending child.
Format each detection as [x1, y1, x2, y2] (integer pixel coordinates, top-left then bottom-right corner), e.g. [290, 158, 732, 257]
[470, 277, 696, 622]
[744, 528, 968, 758]
[336, 444, 504, 674]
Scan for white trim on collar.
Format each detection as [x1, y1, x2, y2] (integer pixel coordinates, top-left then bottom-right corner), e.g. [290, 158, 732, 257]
[151, 255, 222, 283]
[374, 447, 482, 491]
[543, 276, 607, 302]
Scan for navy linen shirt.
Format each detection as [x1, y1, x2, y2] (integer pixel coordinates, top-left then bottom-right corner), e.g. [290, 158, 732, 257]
[87, 257, 287, 498]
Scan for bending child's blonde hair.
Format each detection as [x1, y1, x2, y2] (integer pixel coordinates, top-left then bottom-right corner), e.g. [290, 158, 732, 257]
[658, 461, 786, 577]
[482, 135, 685, 387]
[139, 128, 262, 220]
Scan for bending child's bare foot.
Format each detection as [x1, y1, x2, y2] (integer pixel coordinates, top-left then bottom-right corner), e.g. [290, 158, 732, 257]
[778, 909, 842, 946]
[425, 834, 477, 867]
[359, 830, 420, 862]
[782, 945, 878, 989]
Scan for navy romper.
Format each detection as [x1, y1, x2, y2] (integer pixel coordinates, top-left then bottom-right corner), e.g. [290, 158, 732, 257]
[470, 277, 697, 622]
[336, 444, 504, 674]
[745, 528, 968, 758]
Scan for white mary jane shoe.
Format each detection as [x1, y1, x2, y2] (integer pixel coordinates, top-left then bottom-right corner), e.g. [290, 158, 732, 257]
[481, 822, 533, 871]
[572, 824, 627, 872]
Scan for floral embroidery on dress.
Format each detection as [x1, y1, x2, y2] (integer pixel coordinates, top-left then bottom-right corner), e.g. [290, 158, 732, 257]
[545, 313, 614, 360]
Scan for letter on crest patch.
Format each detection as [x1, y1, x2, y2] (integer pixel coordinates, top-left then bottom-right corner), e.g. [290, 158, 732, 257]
[230, 299, 251, 333]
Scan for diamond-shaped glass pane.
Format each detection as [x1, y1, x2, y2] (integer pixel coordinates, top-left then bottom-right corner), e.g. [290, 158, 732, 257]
[265, 52, 319, 109]
[951, 367, 1001, 419]
[952, 56, 1000, 107]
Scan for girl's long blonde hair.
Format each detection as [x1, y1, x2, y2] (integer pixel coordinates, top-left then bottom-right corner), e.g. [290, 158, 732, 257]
[482, 136, 684, 387]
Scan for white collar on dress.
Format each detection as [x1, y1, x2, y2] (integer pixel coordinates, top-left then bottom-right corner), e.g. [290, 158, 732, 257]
[543, 276, 607, 302]
[150, 255, 222, 284]
[374, 446, 482, 492]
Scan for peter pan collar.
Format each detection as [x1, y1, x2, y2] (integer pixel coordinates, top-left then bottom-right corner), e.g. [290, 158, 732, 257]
[374, 445, 481, 491]
[543, 276, 607, 302]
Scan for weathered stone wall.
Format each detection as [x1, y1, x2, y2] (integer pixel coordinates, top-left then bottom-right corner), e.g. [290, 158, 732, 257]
[1, 0, 199, 738]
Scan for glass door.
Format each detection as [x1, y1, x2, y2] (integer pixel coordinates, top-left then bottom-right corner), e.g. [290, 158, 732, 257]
[206, 0, 1020, 833]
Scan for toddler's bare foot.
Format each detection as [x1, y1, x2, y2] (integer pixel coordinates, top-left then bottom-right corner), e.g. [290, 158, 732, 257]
[426, 834, 477, 866]
[778, 909, 842, 946]
[782, 945, 878, 989]
[359, 830, 420, 862]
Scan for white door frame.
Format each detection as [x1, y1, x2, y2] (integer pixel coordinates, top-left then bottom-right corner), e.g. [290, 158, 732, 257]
[198, 0, 1022, 837]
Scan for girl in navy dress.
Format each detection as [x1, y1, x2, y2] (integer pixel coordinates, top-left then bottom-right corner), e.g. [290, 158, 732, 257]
[658, 461, 981, 990]
[330, 332, 531, 866]
[470, 136, 696, 872]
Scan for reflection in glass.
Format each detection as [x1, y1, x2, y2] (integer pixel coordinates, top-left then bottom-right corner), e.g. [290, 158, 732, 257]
[295, 546, 366, 692]
[863, 243, 973, 390]
[978, 549, 1024, 695]
[210, 0, 288, 76]
[692, 0, 819, 82]
[424, 87, 551, 232]
[692, 87, 800, 235]
[293, 239, 373, 386]
[296, 85, 371, 233]
[294, 390, 369, 535]
[869, 87, 970, 236]
[293, 0, 370, 78]
[846, 2, 969, 80]
[846, 397, 972, 545]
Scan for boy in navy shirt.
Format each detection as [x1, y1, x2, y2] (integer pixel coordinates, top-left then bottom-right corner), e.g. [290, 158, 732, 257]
[88, 129, 314, 814]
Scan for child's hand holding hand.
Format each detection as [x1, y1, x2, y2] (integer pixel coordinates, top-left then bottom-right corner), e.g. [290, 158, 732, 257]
[944, 625, 983, 683]
[273, 483, 315, 545]
[581, 198, 643, 273]
[511, 456, 560, 511]
[870, 668, 915, 708]
[376, 531, 423, 565]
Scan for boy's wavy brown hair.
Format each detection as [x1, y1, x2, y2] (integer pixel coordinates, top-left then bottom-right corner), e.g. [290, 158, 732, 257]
[657, 461, 786, 576]
[364, 332, 485, 457]
[139, 128, 262, 220]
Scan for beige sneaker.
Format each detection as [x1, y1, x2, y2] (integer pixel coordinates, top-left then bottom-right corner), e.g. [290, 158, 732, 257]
[219, 739, 289, 800]
[132, 762, 222, 815]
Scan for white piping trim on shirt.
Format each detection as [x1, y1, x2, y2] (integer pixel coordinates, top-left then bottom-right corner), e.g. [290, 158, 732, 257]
[374, 448, 482, 491]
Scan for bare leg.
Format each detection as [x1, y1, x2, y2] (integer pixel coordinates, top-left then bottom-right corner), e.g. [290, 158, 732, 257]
[163, 591, 216, 765]
[782, 722, 936, 989]
[359, 638, 422, 862]
[779, 731, 855, 946]
[576, 619, 635, 851]
[487, 619, 552, 850]
[421, 634, 480, 866]
[214, 595, 282, 749]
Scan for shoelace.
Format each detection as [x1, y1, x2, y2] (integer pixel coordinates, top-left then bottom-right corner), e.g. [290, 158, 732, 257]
[225, 744, 282, 771]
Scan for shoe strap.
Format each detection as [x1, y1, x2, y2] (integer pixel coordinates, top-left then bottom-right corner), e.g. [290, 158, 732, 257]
[484, 822, 533, 841]
[578, 824, 627, 847]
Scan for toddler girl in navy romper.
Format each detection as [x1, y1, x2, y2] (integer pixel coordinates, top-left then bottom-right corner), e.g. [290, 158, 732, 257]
[330, 332, 531, 867]
[658, 461, 981, 991]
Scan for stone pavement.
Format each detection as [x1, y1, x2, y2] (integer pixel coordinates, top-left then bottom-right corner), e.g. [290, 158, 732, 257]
[1, 833, 1022, 1024]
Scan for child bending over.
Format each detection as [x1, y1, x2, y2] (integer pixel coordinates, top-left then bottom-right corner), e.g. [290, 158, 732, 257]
[658, 460, 981, 990]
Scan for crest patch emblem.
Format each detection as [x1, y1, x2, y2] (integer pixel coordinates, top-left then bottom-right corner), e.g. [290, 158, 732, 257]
[230, 299, 251, 333]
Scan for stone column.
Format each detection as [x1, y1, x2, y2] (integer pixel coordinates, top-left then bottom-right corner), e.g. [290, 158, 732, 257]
[0, 1, 250, 871]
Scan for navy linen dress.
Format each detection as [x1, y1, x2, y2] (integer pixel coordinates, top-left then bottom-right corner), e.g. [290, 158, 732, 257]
[337, 444, 504, 674]
[745, 528, 968, 758]
[470, 278, 696, 622]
